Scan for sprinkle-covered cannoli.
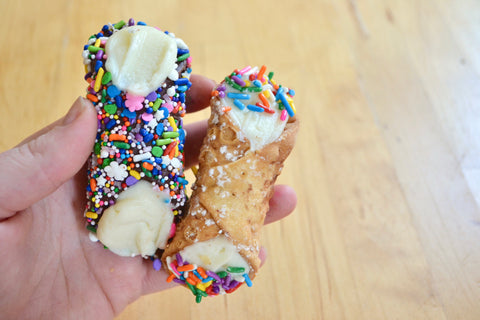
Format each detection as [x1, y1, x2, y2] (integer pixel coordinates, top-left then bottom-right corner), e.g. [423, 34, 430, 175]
[83, 19, 192, 263]
[162, 66, 298, 301]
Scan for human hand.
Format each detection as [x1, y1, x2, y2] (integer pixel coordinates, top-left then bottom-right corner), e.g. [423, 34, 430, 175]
[0, 75, 297, 320]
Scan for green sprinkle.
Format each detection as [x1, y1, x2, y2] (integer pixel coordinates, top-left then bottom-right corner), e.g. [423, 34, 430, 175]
[195, 295, 202, 303]
[217, 271, 228, 278]
[156, 138, 172, 145]
[231, 82, 244, 91]
[104, 103, 117, 115]
[114, 20, 126, 29]
[227, 266, 245, 273]
[177, 53, 190, 62]
[88, 45, 100, 53]
[86, 225, 96, 233]
[162, 131, 180, 138]
[198, 290, 208, 297]
[152, 99, 162, 111]
[102, 71, 112, 85]
[94, 142, 101, 155]
[187, 282, 197, 296]
[101, 158, 113, 169]
[151, 146, 164, 157]
[268, 71, 274, 80]
[246, 86, 262, 92]
[113, 141, 131, 149]
[101, 89, 107, 103]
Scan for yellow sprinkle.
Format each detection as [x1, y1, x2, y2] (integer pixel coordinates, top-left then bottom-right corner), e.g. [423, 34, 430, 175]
[94, 203, 100, 208]
[130, 170, 141, 180]
[84, 64, 89, 74]
[170, 184, 175, 189]
[191, 166, 198, 177]
[263, 90, 271, 99]
[113, 115, 119, 119]
[290, 102, 297, 114]
[149, 102, 153, 106]
[244, 80, 251, 87]
[196, 281, 213, 291]
[271, 79, 278, 87]
[85, 211, 98, 219]
[94, 38, 101, 48]
[173, 210, 179, 216]
[94, 67, 104, 92]
[105, 183, 110, 188]
[175, 146, 179, 157]
[168, 116, 177, 131]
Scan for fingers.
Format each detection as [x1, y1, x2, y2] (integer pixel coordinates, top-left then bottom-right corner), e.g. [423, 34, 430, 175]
[183, 120, 208, 169]
[0, 97, 98, 217]
[264, 185, 297, 225]
[186, 74, 216, 113]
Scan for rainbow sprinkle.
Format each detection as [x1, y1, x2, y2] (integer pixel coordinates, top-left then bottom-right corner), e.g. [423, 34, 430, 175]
[212, 65, 296, 119]
[166, 253, 253, 303]
[82, 19, 192, 258]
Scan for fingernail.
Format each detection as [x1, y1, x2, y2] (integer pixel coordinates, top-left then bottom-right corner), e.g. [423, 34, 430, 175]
[63, 97, 88, 125]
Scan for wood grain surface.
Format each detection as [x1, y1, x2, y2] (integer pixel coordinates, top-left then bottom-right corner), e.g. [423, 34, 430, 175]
[1, 0, 479, 319]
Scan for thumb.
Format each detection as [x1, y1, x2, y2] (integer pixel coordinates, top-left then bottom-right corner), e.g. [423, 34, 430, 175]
[0, 97, 97, 216]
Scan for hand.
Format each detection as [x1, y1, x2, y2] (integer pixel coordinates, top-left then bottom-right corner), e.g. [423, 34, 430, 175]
[0, 75, 297, 320]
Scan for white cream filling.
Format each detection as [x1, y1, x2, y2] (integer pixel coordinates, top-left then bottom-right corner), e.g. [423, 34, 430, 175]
[105, 25, 177, 96]
[97, 180, 173, 257]
[220, 70, 286, 151]
[178, 235, 250, 274]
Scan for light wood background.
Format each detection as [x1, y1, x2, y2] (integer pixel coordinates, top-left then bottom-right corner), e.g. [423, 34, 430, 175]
[1, 0, 480, 319]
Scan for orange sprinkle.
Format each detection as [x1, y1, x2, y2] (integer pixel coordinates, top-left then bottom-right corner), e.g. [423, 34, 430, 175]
[170, 191, 175, 196]
[142, 162, 154, 171]
[109, 134, 127, 141]
[125, 121, 131, 127]
[259, 93, 270, 108]
[178, 264, 195, 272]
[159, 185, 164, 191]
[166, 273, 176, 283]
[129, 163, 135, 169]
[86, 93, 98, 102]
[89, 178, 97, 192]
[197, 267, 208, 279]
[222, 106, 232, 112]
[186, 277, 197, 286]
[189, 272, 201, 284]
[257, 65, 267, 81]
[211, 90, 219, 97]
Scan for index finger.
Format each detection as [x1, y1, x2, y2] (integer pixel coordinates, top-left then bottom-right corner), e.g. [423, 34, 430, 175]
[186, 74, 216, 113]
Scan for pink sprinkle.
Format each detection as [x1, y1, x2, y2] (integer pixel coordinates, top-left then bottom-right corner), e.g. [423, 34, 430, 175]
[99, 200, 104, 206]
[238, 66, 251, 75]
[169, 223, 176, 239]
[186, 56, 193, 65]
[142, 113, 153, 122]
[97, 115, 102, 120]
[280, 109, 288, 121]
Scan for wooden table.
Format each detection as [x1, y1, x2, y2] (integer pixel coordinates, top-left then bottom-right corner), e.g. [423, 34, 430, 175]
[1, 0, 479, 319]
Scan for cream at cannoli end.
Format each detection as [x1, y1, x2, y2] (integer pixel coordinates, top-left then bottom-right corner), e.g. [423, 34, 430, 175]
[163, 66, 298, 301]
[83, 19, 191, 258]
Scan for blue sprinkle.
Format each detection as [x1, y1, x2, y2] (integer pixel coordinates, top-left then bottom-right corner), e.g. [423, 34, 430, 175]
[177, 85, 188, 92]
[288, 89, 296, 97]
[253, 80, 262, 87]
[227, 92, 250, 100]
[155, 157, 163, 164]
[187, 67, 192, 73]
[279, 92, 295, 117]
[202, 276, 214, 283]
[177, 48, 189, 55]
[107, 85, 121, 98]
[177, 177, 188, 185]
[157, 107, 169, 119]
[102, 25, 109, 31]
[96, 32, 103, 38]
[178, 129, 186, 143]
[152, 168, 159, 176]
[105, 119, 116, 130]
[94, 60, 103, 72]
[179, 93, 186, 103]
[114, 95, 123, 108]
[243, 273, 253, 287]
[146, 107, 153, 114]
[137, 21, 147, 25]
[83, 44, 89, 50]
[139, 128, 148, 136]
[193, 270, 203, 279]
[143, 133, 154, 143]
[121, 108, 136, 118]
[247, 104, 264, 112]
[233, 99, 246, 110]
[175, 78, 189, 85]
[155, 124, 164, 136]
